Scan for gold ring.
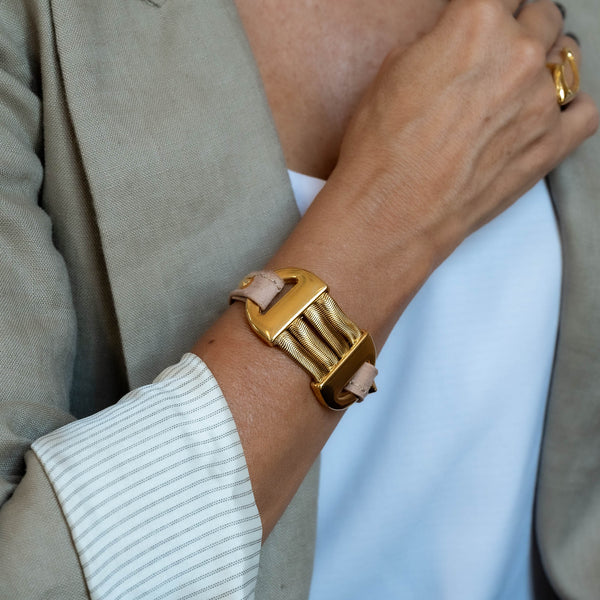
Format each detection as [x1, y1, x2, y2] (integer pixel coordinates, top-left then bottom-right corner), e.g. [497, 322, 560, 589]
[546, 48, 580, 106]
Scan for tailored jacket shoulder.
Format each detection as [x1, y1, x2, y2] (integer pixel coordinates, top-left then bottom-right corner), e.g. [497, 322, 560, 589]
[0, 0, 598, 599]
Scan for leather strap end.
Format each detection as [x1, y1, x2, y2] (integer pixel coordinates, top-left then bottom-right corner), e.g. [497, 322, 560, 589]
[229, 270, 284, 311]
[343, 362, 378, 402]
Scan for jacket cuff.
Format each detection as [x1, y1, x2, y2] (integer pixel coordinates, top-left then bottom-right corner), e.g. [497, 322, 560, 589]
[0, 451, 88, 599]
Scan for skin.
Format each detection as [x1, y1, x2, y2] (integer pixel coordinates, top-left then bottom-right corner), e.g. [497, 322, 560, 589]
[234, 0, 448, 179]
[193, 0, 599, 541]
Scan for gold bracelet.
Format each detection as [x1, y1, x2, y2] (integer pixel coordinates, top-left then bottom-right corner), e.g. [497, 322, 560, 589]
[230, 268, 377, 410]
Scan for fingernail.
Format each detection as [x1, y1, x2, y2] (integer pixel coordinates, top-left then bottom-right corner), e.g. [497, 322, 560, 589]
[565, 32, 581, 47]
[554, 2, 566, 18]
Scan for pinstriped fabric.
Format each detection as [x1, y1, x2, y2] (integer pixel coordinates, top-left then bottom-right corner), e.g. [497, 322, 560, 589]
[32, 353, 262, 600]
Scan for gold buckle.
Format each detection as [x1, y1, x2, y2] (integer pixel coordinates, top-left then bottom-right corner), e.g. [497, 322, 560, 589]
[245, 268, 328, 344]
[242, 268, 376, 410]
[312, 332, 377, 410]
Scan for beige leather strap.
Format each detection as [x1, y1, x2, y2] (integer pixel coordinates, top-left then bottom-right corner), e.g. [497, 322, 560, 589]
[229, 270, 284, 311]
[344, 362, 379, 402]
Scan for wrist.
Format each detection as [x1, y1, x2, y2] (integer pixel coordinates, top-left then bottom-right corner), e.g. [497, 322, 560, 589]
[267, 173, 437, 349]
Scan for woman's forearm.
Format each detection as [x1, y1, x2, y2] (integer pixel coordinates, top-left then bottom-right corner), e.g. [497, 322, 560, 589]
[193, 172, 436, 539]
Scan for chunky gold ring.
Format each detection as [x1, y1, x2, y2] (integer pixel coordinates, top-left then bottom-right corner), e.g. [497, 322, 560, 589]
[546, 48, 580, 106]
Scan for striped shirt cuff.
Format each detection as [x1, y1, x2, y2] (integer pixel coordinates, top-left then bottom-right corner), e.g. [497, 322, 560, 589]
[32, 353, 262, 600]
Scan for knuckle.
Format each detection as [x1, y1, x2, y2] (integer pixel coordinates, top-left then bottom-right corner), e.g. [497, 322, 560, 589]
[515, 37, 546, 73]
[463, 0, 504, 30]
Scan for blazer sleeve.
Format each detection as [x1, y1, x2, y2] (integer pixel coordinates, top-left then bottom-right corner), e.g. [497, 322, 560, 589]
[0, 2, 89, 596]
[0, 4, 262, 599]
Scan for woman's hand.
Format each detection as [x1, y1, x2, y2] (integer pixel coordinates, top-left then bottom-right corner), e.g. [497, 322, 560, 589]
[333, 0, 598, 264]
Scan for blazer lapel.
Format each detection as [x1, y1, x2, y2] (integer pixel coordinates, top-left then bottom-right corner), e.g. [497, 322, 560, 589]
[49, 0, 299, 388]
[535, 3, 600, 595]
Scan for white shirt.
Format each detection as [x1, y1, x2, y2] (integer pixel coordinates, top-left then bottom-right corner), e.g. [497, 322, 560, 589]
[289, 171, 563, 600]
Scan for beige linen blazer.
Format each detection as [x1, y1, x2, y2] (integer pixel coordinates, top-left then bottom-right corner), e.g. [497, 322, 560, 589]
[0, 1, 598, 599]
